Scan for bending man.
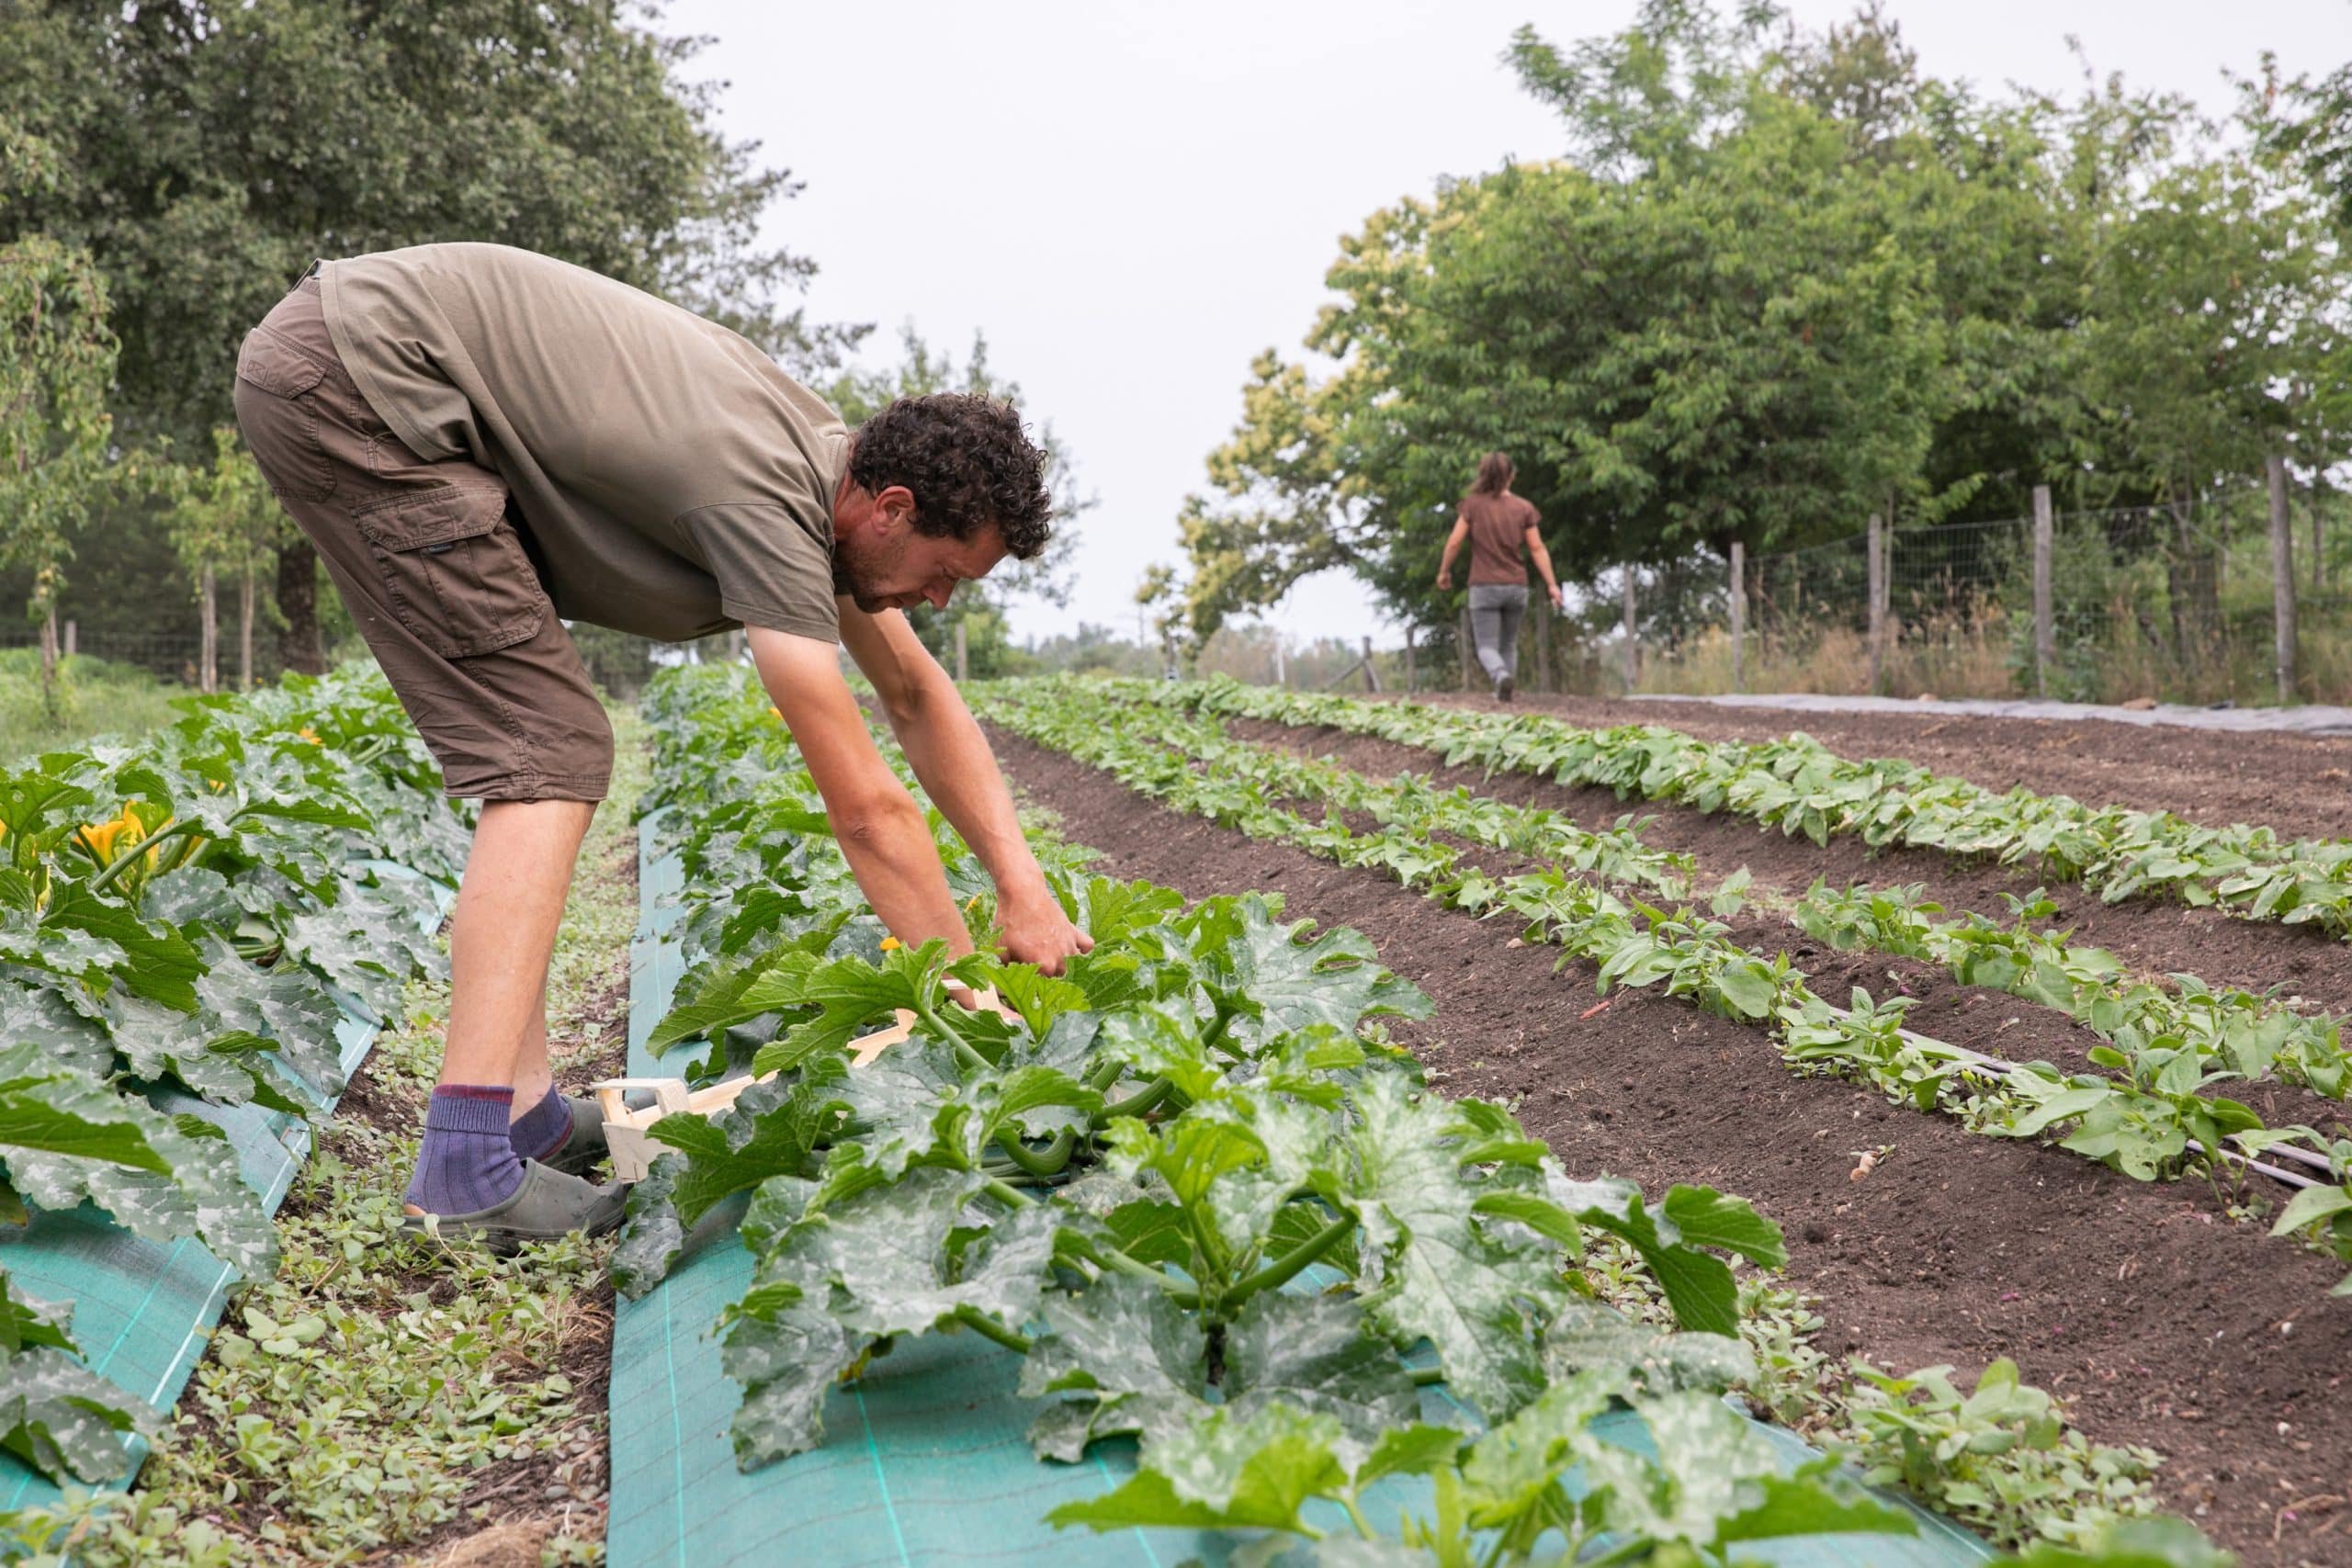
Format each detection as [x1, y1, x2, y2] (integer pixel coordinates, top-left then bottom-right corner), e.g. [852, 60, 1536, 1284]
[233, 243, 1090, 1249]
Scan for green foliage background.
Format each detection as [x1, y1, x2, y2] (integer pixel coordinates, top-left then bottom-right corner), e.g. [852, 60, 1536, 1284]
[1174, 2, 2352, 650]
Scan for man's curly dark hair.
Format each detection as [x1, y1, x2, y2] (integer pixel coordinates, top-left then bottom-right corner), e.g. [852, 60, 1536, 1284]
[847, 393, 1054, 559]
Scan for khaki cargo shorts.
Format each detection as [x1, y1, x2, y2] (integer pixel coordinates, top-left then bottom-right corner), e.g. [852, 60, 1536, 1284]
[232, 276, 611, 802]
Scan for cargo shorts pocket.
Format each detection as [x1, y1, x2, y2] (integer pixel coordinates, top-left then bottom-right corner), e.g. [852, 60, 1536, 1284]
[233, 328, 334, 502]
[352, 486, 547, 659]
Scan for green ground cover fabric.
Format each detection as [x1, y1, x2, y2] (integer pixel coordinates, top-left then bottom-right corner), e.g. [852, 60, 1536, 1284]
[0, 862, 451, 1514]
[604, 817, 1994, 1567]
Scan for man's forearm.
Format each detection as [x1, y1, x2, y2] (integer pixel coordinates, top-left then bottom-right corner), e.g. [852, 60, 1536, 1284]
[888, 674, 1049, 903]
[835, 789, 975, 955]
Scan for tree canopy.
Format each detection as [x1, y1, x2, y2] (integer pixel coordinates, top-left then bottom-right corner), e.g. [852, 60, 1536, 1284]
[0, 0, 859, 669]
[1178, 1, 2352, 643]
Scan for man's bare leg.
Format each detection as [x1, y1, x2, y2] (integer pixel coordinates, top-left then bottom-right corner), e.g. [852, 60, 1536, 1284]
[509, 977, 553, 1115]
[405, 799, 597, 1221]
[442, 801, 594, 1089]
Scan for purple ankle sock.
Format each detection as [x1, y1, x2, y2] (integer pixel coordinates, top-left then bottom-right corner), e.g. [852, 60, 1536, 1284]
[404, 1085, 524, 1215]
[509, 1083, 571, 1164]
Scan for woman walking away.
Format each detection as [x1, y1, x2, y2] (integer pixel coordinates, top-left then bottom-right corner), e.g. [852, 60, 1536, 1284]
[1436, 452, 1562, 701]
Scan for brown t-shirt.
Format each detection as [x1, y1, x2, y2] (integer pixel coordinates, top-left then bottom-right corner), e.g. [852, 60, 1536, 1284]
[320, 243, 845, 644]
[1464, 491, 1542, 585]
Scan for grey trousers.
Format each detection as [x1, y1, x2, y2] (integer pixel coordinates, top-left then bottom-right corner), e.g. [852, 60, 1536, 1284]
[1468, 584, 1528, 682]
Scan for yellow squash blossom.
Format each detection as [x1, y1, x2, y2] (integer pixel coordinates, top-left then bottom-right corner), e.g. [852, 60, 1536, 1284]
[297, 727, 322, 745]
[879, 936, 902, 952]
[77, 804, 178, 872]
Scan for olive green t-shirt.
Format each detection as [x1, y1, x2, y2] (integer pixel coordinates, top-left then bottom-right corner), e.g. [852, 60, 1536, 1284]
[319, 242, 846, 644]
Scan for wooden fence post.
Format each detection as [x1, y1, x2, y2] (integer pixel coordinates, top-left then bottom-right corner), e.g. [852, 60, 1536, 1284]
[1272, 637, 1285, 688]
[198, 566, 218, 694]
[1458, 604, 1476, 690]
[2032, 486, 2053, 698]
[1404, 625, 1417, 692]
[1866, 513, 1885, 694]
[2269, 455, 2297, 705]
[61, 619, 75, 660]
[1361, 635, 1381, 694]
[1533, 593, 1552, 694]
[1621, 568, 1639, 692]
[1728, 542, 1745, 693]
[954, 618, 968, 682]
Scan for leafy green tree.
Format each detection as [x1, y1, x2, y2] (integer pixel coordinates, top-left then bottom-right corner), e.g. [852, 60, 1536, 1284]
[824, 327, 1091, 677]
[0, 0, 855, 671]
[1178, 0, 2350, 660]
[0, 223, 116, 712]
[153, 430, 282, 692]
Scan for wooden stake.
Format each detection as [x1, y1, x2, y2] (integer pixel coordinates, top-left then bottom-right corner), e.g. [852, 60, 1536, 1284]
[1728, 542, 1745, 693]
[2269, 455, 2297, 705]
[1866, 514, 1885, 694]
[2032, 486, 2053, 698]
[1622, 569, 1638, 690]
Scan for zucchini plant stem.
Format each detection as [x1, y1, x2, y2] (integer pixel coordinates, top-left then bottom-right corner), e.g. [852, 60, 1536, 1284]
[88, 817, 209, 895]
[993, 1128, 1078, 1179]
[978, 1177, 1200, 1306]
[917, 999, 994, 1074]
[1219, 1210, 1355, 1308]
[950, 1304, 1032, 1354]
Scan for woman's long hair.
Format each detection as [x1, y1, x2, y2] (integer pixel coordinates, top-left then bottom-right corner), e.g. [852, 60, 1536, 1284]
[1471, 451, 1514, 496]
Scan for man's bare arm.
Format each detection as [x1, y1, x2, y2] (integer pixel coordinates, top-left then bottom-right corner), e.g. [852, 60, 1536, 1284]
[837, 603, 1091, 974]
[748, 626, 971, 955]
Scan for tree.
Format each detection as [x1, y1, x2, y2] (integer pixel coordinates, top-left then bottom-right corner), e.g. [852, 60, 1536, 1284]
[0, 0, 857, 671]
[0, 221, 115, 710]
[154, 430, 281, 692]
[823, 326, 1092, 677]
[1177, 0, 2351, 661]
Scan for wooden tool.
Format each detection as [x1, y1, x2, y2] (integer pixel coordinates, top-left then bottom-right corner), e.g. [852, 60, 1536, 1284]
[592, 1008, 917, 1181]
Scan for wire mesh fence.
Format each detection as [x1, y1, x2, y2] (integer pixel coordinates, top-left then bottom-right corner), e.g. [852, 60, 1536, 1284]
[0, 620, 751, 704]
[1612, 480, 2352, 708]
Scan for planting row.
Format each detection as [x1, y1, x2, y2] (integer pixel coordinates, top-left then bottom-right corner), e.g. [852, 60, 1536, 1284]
[613, 663, 2221, 1565]
[1134, 678, 2352, 942]
[973, 679, 2352, 1302]
[1069, 684, 2352, 1109]
[0, 668, 466, 1485]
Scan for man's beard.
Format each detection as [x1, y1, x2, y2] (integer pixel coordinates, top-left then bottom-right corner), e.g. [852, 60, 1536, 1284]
[831, 527, 906, 613]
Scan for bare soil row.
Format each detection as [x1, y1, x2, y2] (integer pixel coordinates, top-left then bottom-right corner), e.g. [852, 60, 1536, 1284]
[986, 722, 2352, 1568]
[1409, 692, 2352, 841]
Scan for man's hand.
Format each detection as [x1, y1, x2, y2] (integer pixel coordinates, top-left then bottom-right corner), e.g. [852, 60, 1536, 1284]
[996, 886, 1093, 976]
[1546, 581, 1563, 609]
[1435, 568, 1453, 591]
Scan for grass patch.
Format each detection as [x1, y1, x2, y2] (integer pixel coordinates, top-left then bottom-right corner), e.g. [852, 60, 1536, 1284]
[0, 649, 191, 761]
[18, 708, 650, 1567]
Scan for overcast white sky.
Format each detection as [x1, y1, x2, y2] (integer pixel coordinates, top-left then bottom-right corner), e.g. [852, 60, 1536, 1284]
[671, 0, 2350, 648]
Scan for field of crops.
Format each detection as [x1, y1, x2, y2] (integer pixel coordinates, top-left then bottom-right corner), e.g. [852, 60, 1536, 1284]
[955, 677, 2352, 1567]
[6, 664, 2346, 1566]
[0, 669, 466, 1496]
